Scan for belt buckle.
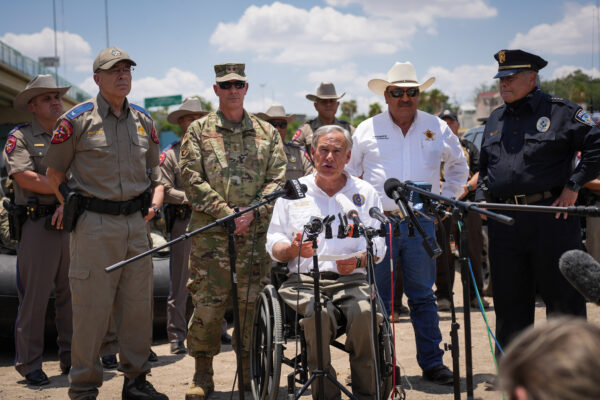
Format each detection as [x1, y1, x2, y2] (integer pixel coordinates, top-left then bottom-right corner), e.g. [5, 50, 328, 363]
[120, 202, 133, 215]
[513, 194, 527, 205]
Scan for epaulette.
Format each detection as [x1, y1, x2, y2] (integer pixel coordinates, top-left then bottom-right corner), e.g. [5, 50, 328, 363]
[9, 123, 30, 135]
[550, 97, 567, 103]
[285, 141, 302, 149]
[130, 103, 153, 120]
[66, 102, 94, 120]
[159, 140, 179, 166]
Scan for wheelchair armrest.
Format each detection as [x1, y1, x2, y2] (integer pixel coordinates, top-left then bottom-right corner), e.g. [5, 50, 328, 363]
[270, 262, 289, 290]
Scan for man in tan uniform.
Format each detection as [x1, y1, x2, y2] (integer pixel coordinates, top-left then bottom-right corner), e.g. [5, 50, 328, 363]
[257, 104, 313, 180]
[45, 47, 167, 400]
[161, 97, 207, 355]
[292, 82, 355, 158]
[180, 63, 286, 399]
[3, 74, 72, 386]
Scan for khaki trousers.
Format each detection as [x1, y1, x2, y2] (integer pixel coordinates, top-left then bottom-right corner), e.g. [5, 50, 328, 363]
[167, 214, 192, 342]
[68, 211, 152, 400]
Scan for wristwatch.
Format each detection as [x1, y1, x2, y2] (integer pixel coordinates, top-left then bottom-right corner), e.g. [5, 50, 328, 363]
[355, 255, 362, 269]
[151, 204, 160, 214]
[565, 180, 581, 193]
[466, 183, 474, 192]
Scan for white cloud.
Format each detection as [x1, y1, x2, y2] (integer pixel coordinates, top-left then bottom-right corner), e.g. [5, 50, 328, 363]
[552, 65, 600, 79]
[425, 64, 497, 104]
[0, 27, 92, 72]
[210, 2, 412, 65]
[509, 4, 597, 55]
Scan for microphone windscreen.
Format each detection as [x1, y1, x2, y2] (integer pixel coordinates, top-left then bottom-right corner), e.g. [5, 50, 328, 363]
[559, 249, 600, 304]
[384, 178, 401, 199]
[334, 193, 357, 217]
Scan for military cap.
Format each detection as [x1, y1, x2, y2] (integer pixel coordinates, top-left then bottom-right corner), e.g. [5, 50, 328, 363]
[214, 63, 247, 82]
[13, 74, 70, 112]
[93, 47, 136, 72]
[438, 109, 457, 121]
[493, 49, 547, 78]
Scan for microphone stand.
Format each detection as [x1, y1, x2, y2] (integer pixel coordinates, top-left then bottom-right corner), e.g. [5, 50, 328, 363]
[105, 192, 297, 400]
[475, 202, 600, 217]
[392, 181, 514, 400]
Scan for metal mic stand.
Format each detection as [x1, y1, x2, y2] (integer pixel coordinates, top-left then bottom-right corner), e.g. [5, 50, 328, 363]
[293, 219, 357, 400]
[399, 182, 514, 400]
[106, 192, 301, 400]
[475, 202, 600, 217]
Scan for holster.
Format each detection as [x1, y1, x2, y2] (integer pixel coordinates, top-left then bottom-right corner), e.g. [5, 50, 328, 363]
[3, 199, 26, 241]
[163, 203, 191, 233]
[59, 183, 83, 233]
[140, 188, 152, 217]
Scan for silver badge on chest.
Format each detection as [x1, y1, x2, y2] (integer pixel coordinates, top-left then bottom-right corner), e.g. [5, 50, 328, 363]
[536, 116, 551, 133]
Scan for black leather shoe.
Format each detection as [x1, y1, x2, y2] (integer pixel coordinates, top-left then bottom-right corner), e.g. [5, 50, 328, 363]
[122, 374, 168, 400]
[148, 349, 158, 362]
[60, 361, 71, 375]
[423, 364, 454, 386]
[101, 354, 118, 369]
[25, 369, 49, 386]
[221, 331, 232, 345]
[170, 341, 187, 355]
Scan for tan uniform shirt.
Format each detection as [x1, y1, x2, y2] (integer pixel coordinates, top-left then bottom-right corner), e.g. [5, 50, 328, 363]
[292, 117, 356, 151]
[159, 141, 187, 204]
[3, 120, 58, 205]
[43, 94, 161, 199]
[283, 142, 313, 181]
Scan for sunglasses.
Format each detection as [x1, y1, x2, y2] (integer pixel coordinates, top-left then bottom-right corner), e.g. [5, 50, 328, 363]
[270, 121, 288, 128]
[217, 81, 246, 90]
[388, 87, 419, 98]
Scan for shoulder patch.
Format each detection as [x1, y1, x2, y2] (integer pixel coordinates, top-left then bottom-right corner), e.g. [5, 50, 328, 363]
[150, 125, 159, 144]
[51, 118, 74, 144]
[574, 108, 596, 127]
[130, 103, 153, 120]
[4, 135, 17, 154]
[66, 102, 94, 120]
[159, 140, 179, 166]
[9, 123, 30, 135]
[159, 152, 167, 166]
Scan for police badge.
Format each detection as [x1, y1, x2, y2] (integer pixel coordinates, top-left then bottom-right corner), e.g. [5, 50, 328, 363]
[536, 116, 551, 133]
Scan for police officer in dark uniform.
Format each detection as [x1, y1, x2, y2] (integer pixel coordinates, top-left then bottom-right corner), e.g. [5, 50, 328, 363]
[476, 49, 600, 352]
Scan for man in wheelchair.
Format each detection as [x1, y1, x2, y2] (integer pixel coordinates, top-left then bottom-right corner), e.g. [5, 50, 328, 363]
[266, 125, 387, 399]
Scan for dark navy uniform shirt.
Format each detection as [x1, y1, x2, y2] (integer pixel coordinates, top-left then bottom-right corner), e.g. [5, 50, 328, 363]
[476, 88, 600, 200]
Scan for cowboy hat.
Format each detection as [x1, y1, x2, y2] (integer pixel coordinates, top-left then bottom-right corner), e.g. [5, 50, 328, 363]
[306, 82, 345, 102]
[167, 98, 208, 125]
[368, 62, 435, 96]
[256, 104, 296, 123]
[13, 74, 70, 113]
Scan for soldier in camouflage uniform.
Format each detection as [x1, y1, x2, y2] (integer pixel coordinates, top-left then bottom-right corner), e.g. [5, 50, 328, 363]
[292, 82, 355, 159]
[180, 63, 286, 400]
[257, 104, 313, 180]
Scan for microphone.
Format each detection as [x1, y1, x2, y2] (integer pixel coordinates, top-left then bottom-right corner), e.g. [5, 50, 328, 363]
[264, 179, 307, 200]
[383, 178, 409, 220]
[334, 193, 364, 229]
[369, 206, 389, 224]
[559, 249, 600, 304]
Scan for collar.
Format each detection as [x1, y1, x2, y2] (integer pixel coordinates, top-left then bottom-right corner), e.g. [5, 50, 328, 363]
[97, 93, 130, 119]
[310, 170, 352, 197]
[385, 109, 419, 133]
[216, 109, 253, 132]
[30, 118, 50, 136]
[501, 87, 541, 118]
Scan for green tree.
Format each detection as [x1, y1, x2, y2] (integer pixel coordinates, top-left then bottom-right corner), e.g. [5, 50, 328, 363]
[419, 89, 450, 114]
[368, 102, 382, 117]
[340, 100, 357, 122]
[541, 69, 600, 107]
[150, 95, 214, 136]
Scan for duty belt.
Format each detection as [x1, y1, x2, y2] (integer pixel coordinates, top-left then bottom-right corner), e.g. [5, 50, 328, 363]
[496, 191, 555, 205]
[26, 204, 57, 220]
[81, 195, 144, 216]
[302, 271, 340, 281]
[166, 203, 191, 220]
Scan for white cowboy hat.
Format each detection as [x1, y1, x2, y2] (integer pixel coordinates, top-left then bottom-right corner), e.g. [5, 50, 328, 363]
[13, 74, 70, 112]
[305, 82, 345, 102]
[368, 62, 435, 96]
[167, 97, 208, 124]
[256, 104, 296, 123]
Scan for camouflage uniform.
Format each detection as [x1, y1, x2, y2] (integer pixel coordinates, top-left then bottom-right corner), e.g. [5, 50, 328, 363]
[180, 109, 286, 358]
[0, 197, 17, 252]
[282, 141, 313, 181]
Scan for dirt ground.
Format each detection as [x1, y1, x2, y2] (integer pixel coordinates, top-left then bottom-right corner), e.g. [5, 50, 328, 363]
[1, 278, 598, 400]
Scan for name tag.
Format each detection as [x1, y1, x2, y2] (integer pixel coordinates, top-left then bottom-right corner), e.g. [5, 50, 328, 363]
[88, 130, 104, 135]
[374, 135, 389, 140]
[34, 143, 45, 147]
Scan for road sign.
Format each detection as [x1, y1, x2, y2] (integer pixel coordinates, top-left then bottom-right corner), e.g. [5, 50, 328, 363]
[39, 56, 60, 68]
[144, 95, 182, 108]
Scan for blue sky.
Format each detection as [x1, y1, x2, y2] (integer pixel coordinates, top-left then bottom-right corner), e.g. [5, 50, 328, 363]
[1, 0, 598, 117]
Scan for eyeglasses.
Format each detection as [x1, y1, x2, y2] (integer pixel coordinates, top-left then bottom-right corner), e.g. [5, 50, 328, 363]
[270, 121, 287, 128]
[387, 87, 419, 98]
[105, 66, 134, 75]
[217, 81, 246, 90]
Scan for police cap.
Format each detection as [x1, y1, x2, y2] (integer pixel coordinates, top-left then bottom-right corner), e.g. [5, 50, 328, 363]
[493, 49, 547, 79]
[93, 47, 136, 72]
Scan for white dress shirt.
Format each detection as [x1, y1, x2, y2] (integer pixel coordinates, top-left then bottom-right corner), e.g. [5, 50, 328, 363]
[266, 172, 386, 274]
[347, 110, 469, 211]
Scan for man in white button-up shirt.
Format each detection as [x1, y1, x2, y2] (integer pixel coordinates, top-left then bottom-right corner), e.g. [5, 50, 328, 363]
[267, 125, 386, 399]
[347, 61, 468, 386]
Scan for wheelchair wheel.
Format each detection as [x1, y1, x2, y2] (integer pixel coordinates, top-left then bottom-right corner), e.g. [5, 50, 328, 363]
[250, 285, 283, 400]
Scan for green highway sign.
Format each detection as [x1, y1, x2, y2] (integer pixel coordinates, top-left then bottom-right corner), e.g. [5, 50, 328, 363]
[144, 95, 182, 108]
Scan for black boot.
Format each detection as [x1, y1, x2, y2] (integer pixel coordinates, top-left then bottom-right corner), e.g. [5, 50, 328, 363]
[122, 373, 168, 400]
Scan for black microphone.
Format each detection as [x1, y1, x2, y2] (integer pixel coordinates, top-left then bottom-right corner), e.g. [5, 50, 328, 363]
[264, 179, 307, 200]
[369, 206, 389, 224]
[559, 249, 600, 304]
[383, 178, 409, 220]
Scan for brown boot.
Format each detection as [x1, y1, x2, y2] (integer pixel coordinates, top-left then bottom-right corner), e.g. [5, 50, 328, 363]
[242, 356, 251, 391]
[185, 356, 214, 400]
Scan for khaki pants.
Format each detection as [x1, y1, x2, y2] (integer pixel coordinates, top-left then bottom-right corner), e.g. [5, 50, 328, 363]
[68, 211, 152, 400]
[167, 214, 192, 342]
[279, 273, 381, 400]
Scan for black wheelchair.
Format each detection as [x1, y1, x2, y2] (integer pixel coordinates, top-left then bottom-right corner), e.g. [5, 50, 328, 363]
[249, 263, 401, 400]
